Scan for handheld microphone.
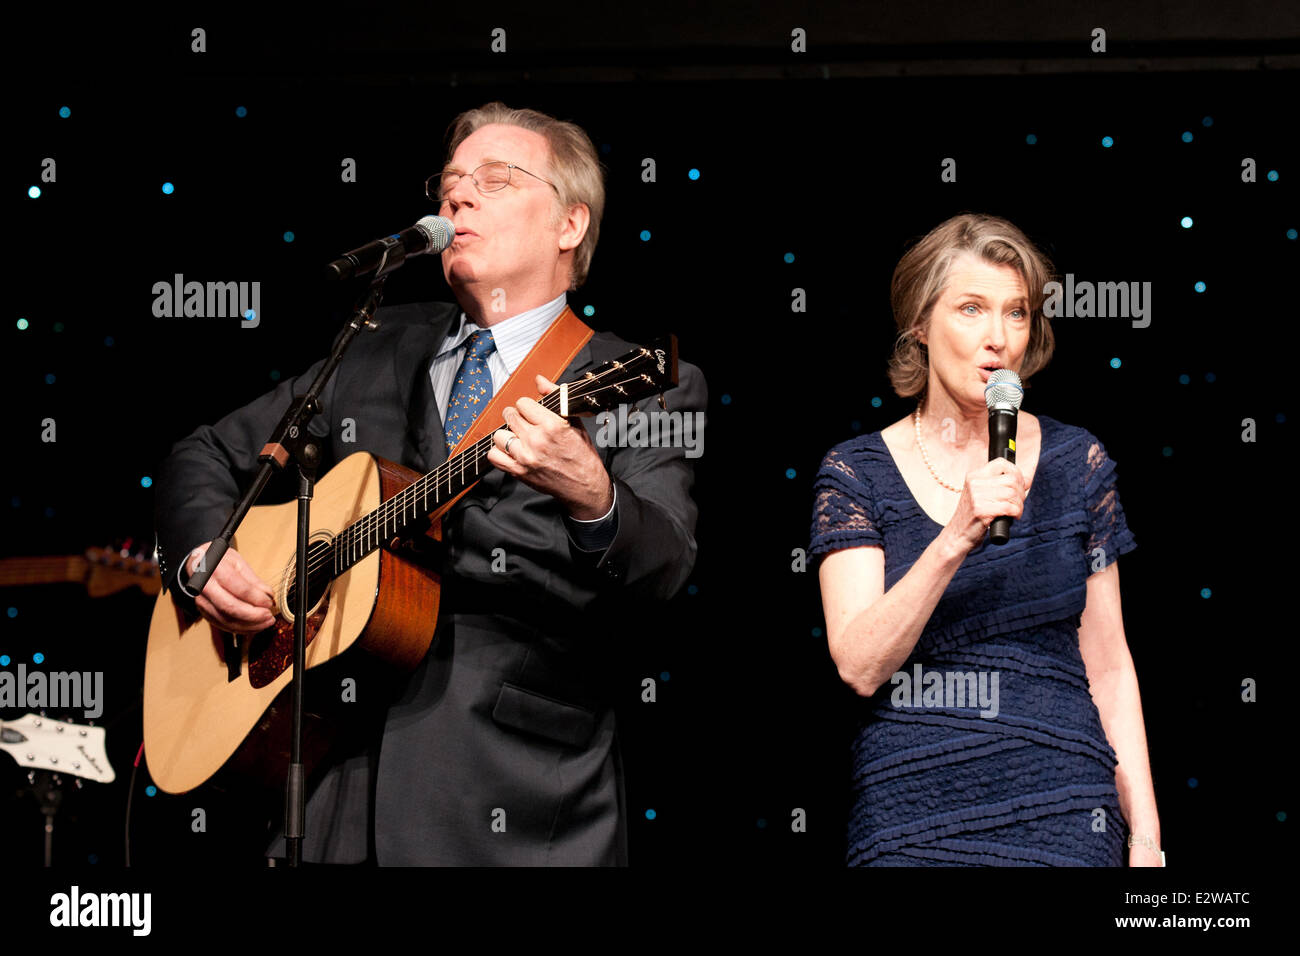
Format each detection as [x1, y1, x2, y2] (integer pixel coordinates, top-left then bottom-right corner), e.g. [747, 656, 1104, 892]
[985, 368, 1024, 545]
[326, 215, 455, 280]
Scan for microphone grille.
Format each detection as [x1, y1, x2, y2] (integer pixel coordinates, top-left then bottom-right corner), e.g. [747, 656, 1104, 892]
[414, 215, 455, 253]
[984, 368, 1024, 410]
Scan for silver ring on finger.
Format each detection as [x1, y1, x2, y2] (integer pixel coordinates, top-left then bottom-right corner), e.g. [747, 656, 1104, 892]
[505, 435, 518, 455]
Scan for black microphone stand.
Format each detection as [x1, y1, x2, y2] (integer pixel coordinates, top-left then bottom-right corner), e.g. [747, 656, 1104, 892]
[185, 257, 398, 865]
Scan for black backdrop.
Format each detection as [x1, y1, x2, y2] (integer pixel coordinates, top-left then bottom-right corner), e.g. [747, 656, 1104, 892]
[1, 0, 1294, 907]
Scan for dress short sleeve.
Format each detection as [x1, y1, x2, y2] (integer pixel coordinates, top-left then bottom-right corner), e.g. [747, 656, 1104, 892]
[1081, 432, 1137, 574]
[810, 442, 883, 556]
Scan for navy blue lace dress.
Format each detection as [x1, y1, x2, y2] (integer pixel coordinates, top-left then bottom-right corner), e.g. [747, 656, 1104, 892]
[810, 415, 1137, 866]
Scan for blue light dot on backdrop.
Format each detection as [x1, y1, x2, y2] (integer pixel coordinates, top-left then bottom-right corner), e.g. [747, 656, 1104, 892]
[851, 420, 861, 431]
[146, 786, 157, 797]
[33, 652, 44, 664]
[244, 310, 256, 322]
[600, 143, 611, 154]
[140, 476, 153, 488]
[1279, 811, 1287, 822]
[1180, 216, 1193, 229]
[16, 318, 28, 331]
[639, 229, 651, 241]
[45, 373, 56, 384]
[1188, 778, 1198, 789]
[1200, 587, 1212, 598]
[1277, 413, 1286, 424]
[687, 584, 698, 595]
[1288, 229, 1298, 241]
[235, 105, 247, 117]
[1109, 357, 1121, 369]
[59, 106, 70, 118]
[10, 497, 19, 508]
[270, 370, 281, 381]
[0, 656, 9, 666]
[44, 507, 55, 518]
[720, 393, 731, 405]
[53, 322, 64, 332]
[1101, 136, 1114, 148]
[1178, 374, 1190, 384]
[660, 671, 670, 681]
[1025, 133, 1037, 144]
[104, 336, 114, 347]
[6, 608, 16, 619]
[1202, 116, 1213, 126]
[1162, 447, 1173, 457]
[1267, 170, 1279, 182]
[757, 818, 767, 829]
[88, 854, 99, 864]
[162, 182, 174, 195]
[1205, 372, 1216, 383]
[283, 231, 295, 243]
[812, 626, 822, 637]
[645, 809, 656, 820]
[1194, 281, 1206, 293]
[582, 304, 595, 317]
[688, 168, 700, 180]
[871, 396, 882, 408]
[783, 252, 795, 263]
[1181, 131, 1193, 143]
[28, 186, 41, 199]
[785, 467, 796, 479]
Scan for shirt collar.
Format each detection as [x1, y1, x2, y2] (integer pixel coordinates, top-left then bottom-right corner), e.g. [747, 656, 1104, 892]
[436, 292, 568, 374]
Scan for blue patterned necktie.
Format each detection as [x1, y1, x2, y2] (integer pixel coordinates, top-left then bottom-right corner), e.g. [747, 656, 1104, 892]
[443, 328, 497, 453]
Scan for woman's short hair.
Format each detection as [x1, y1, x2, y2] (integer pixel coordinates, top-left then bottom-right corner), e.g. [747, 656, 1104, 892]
[887, 213, 1057, 400]
[445, 102, 605, 291]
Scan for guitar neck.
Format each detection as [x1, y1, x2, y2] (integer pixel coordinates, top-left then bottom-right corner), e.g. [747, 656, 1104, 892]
[0, 556, 88, 587]
[324, 342, 673, 580]
[332, 430, 498, 576]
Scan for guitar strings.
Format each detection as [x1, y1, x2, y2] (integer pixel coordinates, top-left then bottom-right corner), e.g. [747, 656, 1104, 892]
[285, 361, 656, 587]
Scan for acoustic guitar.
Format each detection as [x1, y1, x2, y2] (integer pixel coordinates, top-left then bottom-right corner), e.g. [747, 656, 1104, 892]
[142, 340, 677, 795]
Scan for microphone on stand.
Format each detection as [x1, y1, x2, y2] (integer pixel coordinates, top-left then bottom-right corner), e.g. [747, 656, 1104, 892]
[985, 368, 1024, 545]
[325, 215, 455, 280]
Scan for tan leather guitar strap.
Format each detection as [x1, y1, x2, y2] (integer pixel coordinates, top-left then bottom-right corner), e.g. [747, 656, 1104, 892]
[426, 304, 594, 522]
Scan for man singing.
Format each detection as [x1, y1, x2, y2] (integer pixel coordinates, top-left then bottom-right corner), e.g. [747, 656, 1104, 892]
[153, 102, 706, 865]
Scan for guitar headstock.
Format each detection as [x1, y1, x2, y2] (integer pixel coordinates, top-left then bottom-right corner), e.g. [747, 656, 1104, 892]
[556, 335, 678, 416]
[84, 540, 161, 597]
[0, 713, 115, 784]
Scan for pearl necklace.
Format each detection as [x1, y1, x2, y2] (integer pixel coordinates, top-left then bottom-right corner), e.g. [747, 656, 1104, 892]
[914, 406, 963, 493]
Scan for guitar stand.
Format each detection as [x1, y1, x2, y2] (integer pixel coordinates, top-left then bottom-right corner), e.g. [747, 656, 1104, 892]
[182, 272, 391, 867]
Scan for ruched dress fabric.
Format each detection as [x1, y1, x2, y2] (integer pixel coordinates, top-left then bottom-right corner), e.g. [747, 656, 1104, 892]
[810, 415, 1137, 866]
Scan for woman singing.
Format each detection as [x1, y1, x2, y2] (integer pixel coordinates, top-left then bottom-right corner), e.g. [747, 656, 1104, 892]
[810, 213, 1161, 866]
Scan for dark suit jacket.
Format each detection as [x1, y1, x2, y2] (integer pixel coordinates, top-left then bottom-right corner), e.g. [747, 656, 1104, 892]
[153, 300, 705, 865]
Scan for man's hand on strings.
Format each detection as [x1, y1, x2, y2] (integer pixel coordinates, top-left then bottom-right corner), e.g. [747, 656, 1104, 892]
[487, 374, 614, 520]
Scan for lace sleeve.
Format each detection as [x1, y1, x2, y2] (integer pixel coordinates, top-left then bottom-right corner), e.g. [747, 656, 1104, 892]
[810, 445, 882, 556]
[1082, 435, 1137, 574]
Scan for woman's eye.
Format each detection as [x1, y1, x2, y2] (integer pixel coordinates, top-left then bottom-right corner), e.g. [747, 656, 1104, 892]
[961, 304, 979, 315]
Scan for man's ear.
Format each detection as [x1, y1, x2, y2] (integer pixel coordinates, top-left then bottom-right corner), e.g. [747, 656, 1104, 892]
[559, 203, 590, 253]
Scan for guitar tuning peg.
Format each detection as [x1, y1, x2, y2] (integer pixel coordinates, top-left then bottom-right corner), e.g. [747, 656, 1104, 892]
[27, 771, 35, 784]
[74, 778, 83, 790]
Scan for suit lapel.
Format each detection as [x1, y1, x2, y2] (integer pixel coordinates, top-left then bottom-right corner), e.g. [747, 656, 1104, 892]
[394, 307, 457, 473]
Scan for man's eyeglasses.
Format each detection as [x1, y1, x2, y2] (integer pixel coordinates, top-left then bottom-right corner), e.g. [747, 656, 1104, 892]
[427, 162, 559, 204]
